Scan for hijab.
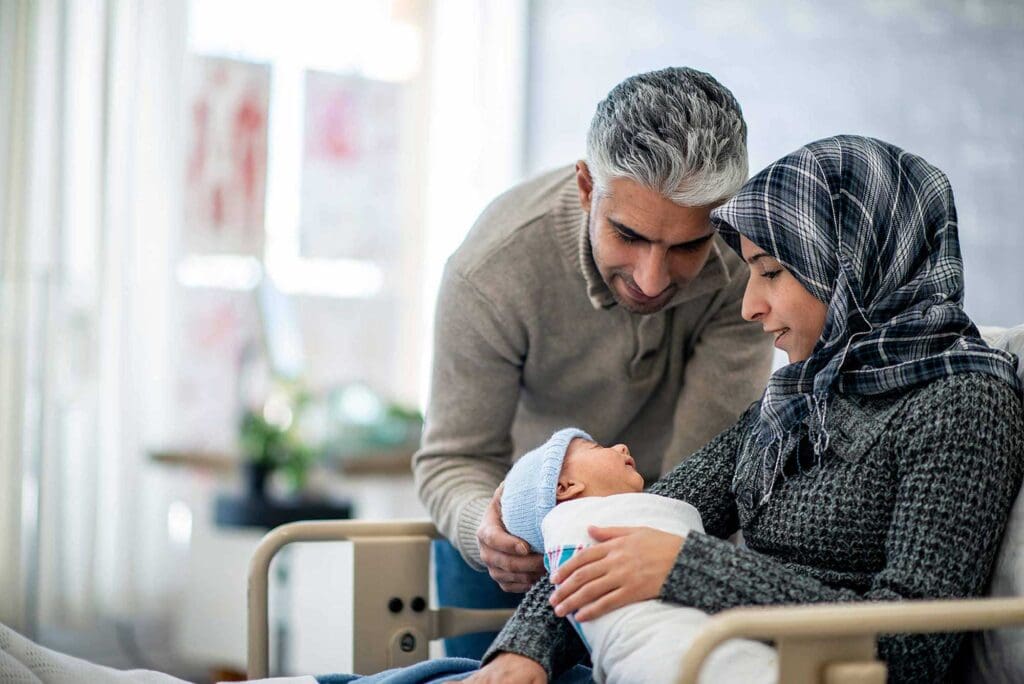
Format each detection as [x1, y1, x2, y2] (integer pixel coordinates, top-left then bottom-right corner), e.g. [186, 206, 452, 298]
[711, 135, 1022, 510]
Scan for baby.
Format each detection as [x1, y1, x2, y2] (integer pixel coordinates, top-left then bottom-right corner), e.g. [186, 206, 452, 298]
[500, 428, 777, 684]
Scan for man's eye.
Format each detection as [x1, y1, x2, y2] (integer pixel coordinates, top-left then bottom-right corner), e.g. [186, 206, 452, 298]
[762, 269, 782, 280]
[615, 231, 639, 244]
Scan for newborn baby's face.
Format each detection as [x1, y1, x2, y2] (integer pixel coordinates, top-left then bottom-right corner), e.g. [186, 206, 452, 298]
[555, 438, 645, 501]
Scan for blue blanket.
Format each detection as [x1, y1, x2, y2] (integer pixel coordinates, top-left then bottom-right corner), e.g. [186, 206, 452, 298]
[316, 658, 592, 684]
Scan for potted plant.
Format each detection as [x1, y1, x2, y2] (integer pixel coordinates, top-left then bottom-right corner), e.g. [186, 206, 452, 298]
[238, 390, 317, 498]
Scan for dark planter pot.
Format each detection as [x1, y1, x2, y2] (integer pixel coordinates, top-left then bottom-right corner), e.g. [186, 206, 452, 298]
[244, 461, 273, 500]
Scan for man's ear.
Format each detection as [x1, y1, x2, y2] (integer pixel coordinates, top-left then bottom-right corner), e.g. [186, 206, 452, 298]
[575, 160, 594, 213]
[556, 479, 586, 502]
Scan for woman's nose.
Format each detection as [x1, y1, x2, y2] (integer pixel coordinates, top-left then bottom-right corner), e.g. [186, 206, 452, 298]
[741, 279, 767, 322]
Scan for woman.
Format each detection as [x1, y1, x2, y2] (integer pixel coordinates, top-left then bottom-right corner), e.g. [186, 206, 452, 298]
[471, 135, 1024, 683]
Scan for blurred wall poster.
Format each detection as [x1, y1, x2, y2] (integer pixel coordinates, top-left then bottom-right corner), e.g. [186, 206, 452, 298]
[185, 56, 270, 256]
[301, 71, 404, 260]
[175, 289, 262, 451]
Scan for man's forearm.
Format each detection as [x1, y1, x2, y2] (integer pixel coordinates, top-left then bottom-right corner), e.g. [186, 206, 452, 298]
[413, 451, 506, 568]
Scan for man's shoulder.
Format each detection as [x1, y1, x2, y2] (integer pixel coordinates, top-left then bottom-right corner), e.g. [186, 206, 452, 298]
[491, 164, 577, 219]
[449, 165, 577, 275]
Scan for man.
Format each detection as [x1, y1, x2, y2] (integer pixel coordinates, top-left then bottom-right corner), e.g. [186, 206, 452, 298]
[414, 66, 773, 657]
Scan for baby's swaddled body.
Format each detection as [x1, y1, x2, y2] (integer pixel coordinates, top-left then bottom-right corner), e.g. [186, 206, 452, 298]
[542, 493, 777, 684]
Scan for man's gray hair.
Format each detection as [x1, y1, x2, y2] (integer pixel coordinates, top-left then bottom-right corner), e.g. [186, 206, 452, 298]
[586, 67, 748, 207]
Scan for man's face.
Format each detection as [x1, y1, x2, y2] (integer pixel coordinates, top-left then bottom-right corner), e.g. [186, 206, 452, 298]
[576, 162, 717, 315]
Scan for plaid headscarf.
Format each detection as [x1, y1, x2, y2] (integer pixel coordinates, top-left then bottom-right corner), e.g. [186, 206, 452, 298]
[711, 135, 1023, 510]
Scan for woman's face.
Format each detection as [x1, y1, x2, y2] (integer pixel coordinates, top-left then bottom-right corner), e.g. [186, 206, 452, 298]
[739, 235, 828, 364]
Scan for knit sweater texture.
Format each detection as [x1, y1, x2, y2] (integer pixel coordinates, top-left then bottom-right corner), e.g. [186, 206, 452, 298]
[413, 167, 773, 568]
[483, 372, 1024, 683]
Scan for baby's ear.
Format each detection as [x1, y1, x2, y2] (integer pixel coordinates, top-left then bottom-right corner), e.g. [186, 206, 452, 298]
[556, 479, 586, 502]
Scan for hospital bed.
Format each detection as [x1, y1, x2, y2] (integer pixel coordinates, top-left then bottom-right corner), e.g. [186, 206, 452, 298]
[248, 325, 1024, 684]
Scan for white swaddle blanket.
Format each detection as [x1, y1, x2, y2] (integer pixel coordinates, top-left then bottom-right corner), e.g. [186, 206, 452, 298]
[0, 621, 315, 684]
[542, 493, 778, 684]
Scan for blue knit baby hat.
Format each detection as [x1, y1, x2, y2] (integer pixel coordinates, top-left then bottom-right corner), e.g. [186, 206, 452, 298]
[501, 427, 593, 553]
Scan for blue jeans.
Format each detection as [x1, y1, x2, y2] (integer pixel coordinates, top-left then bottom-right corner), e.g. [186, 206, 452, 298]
[433, 539, 524, 659]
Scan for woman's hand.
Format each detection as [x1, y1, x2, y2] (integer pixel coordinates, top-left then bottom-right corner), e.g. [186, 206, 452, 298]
[548, 526, 684, 622]
[463, 652, 547, 683]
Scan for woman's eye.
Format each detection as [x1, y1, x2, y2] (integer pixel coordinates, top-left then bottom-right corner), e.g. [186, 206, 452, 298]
[762, 269, 782, 280]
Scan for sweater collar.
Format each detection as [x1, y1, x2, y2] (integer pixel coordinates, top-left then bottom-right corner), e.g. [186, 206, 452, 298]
[735, 390, 909, 520]
[552, 174, 733, 312]
[811, 391, 910, 465]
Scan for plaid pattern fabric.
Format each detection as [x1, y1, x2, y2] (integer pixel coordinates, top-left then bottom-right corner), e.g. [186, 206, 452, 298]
[542, 544, 593, 652]
[711, 135, 1023, 509]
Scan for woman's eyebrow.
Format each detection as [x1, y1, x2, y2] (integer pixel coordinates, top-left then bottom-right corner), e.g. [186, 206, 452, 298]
[746, 252, 774, 265]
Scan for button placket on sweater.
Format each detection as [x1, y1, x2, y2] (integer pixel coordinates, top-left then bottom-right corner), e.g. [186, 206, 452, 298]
[628, 312, 668, 380]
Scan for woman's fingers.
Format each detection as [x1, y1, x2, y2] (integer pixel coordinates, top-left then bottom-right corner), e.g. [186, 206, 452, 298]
[574, 587, 632, 622]
[551, 570, 620, 617]
[587, 525, 640, 541]
[549, 553, 607, 603]
[547, 528, 684, 618]
[552, 565, 606, 610]
[549, 543, 608, 584]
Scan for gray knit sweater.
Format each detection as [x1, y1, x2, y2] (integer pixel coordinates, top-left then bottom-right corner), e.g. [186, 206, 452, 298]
[484, 372, 1024, 683]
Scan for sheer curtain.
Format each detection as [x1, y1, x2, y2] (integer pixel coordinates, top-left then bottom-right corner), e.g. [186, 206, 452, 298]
[0, 0, 38, 635]
[0, 0, 186, 636]
[417, 0, 529, 407]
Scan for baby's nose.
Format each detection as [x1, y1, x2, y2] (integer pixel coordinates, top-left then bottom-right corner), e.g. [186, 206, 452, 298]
[613, 443, 629, 455]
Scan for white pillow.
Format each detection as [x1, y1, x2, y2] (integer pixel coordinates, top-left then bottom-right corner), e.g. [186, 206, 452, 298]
[966, 324, 1024, 682]
[978, 324, 1024, 382]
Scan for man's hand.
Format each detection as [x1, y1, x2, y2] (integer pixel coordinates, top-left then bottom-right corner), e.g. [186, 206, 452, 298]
[476, 484, 545, 592]
[463, 653, 547, 683]
[548, 525, 684, 622]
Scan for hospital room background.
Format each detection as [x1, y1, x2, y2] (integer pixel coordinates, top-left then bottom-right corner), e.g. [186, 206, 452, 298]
[1, 0, 1023, 681]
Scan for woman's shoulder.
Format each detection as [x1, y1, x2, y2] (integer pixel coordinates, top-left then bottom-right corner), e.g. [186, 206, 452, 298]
[890, 372, 1023, 444]
[901, 371, 1021, 411]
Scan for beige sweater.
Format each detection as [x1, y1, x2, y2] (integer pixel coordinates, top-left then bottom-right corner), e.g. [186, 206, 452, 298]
[413, 167, 773, 568]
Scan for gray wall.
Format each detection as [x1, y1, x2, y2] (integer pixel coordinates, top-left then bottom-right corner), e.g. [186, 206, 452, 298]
[526, 0, 1024, 326]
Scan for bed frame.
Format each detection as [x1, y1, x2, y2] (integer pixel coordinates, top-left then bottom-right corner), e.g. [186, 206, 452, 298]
[247, 518, 1024, 683]
[248, 325, 1024, 682]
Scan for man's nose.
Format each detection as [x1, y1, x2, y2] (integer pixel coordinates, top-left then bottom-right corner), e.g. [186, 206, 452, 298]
[633, 246, 670, 296]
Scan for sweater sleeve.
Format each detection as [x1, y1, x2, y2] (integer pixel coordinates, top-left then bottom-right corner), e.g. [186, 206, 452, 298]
[413, 266, 527, 569]
[481, 576, 589, 678]
[660, 378, 1024, 683]
[661, 250, 773, 474]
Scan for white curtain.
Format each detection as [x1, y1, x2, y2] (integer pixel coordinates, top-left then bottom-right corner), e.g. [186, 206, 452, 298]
[0, 0, 186, 635]
[417, 0, 529, 407]
[0, 0, 38, 635]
